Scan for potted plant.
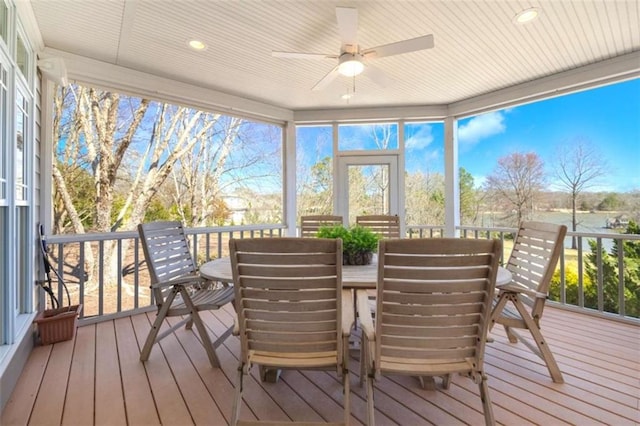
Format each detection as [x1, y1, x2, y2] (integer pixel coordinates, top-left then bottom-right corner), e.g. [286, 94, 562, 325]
[317, 225, 380, 265]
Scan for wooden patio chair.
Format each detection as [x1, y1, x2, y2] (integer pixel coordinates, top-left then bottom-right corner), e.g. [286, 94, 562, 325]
[229, 237, 353, 426]
[300, 214, 344, 237]
[358, 238, 502, 426]
[137, 221, 235, 367]
[356, 214, 400, 238]
[489, 221, 567, 383]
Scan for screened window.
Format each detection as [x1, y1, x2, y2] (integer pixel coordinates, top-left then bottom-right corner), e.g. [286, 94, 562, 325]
[52, 84, 284, 232]
[16, 33, 28, 79]
[338, 123, 398, 151]
[15, 89, 27, 201]
[0, 62, 6, 201]
[296, 125, 333, 219]
[0, 1, 7, 45]
[404, 121, 445, 227]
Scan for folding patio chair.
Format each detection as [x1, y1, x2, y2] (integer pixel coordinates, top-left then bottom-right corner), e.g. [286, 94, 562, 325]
[489, 221, 567, 383]
[300, 214, 344, 237]
[138, 221, 235, 367]
[356, 214, 400, 239]
[229, 237, 353, 426]
[358, 238, 501, 426]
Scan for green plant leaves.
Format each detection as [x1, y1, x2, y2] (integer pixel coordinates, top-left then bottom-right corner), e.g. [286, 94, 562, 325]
[316, 224, 379, 254]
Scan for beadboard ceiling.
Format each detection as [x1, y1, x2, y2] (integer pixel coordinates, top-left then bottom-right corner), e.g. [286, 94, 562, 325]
[28, 0, 640, 111]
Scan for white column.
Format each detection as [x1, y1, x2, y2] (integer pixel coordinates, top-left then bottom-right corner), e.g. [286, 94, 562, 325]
[283, 121, 297, 236]
[444, 116, 460, 237]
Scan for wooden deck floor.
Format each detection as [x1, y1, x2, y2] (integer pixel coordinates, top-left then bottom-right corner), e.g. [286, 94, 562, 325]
[2, 304, 639, 425]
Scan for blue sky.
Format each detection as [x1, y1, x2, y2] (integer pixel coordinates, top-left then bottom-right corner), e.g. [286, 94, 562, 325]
[456, 78, 640, 192]
[297, 78, 640, 192]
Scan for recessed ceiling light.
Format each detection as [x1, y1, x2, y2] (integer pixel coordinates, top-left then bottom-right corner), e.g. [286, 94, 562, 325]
[188, 39, 207, 51]
[341, 93, 353, 100]
[514, 7, 539, 24]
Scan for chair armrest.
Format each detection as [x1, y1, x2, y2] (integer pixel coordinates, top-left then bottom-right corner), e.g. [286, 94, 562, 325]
[356, 290, 375, 342]
[150, 274, 206, 289]
[498, 282, 546, 299]
[342, 289, 354, 337]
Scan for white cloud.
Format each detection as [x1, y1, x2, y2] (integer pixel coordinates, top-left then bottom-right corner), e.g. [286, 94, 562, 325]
[458, 111, 506, 146]
[405, 125, 434, 151]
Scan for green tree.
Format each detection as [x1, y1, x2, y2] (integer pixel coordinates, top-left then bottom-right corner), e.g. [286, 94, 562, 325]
[460, 167, 481, 225]
[584, 220, 640, 317]
[597, 193, 624, 211]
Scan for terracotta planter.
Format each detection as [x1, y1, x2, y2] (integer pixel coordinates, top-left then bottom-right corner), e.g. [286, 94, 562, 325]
[343, 251, 373, 265]
[34, 304, 83, 345]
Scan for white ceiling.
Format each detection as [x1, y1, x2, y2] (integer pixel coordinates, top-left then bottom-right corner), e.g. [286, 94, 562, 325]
[28, 0, 640, 112]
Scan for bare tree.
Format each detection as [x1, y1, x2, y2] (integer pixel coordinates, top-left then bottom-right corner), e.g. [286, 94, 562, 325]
[52, 85, 239, 287]
[485, 152, 546, 225]
[553, 139, 606, 248]
[170, 115, 242, 227]
[405, 171, 445, 227]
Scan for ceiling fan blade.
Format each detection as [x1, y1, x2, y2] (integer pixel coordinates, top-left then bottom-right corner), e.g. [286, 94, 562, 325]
[336, 7, 358, 46]
[312, 66, 340, 91]
[363, 63, 393, 88]
[272, 51, 336, 60]
[362, 34, 434, 59]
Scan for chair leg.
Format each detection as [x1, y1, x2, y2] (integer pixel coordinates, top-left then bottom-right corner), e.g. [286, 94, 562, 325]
[488, 293, 509, 333]
[441, 374, 452, 389]
[343, 366, 351, 426]
[478, 374, 495, 426]
[365, 373, 375, 426]
[418, 376, 436, 390]
[230, 367, 244, 426]
[511, 297, 564, 383]
[359, 334, 367, 387]
[140, 287, 178, 361]
[179, 287, 221, 367]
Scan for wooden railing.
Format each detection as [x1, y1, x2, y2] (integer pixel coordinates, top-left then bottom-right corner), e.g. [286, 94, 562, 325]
[407, 224, 640, 324]
[43, 224, 285, 324]
[43, 223, 639, 325]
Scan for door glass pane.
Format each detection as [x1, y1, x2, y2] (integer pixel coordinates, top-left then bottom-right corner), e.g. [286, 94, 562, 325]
[348, 164, 390, 224]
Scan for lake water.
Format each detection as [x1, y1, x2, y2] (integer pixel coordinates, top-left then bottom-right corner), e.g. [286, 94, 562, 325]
[480, 211, 621, 251]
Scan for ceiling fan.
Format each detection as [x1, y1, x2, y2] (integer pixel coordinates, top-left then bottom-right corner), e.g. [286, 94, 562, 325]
[272, 7, 434, 91]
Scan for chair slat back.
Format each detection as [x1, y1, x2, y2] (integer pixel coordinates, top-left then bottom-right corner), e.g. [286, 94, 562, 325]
[138, 221, 198, 305]
[300, 215, 343, 237]
[375, 238, 501, 368]
[506, 221, 567, 317]
[356, 215, 401, 238]
[230, 238, 343, 360]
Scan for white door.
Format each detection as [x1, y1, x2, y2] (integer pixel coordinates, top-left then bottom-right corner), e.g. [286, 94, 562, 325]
[336, 155, 399, 226]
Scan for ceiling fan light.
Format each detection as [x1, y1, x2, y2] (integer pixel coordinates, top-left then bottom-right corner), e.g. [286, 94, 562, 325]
[338, 53, 364, 76]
